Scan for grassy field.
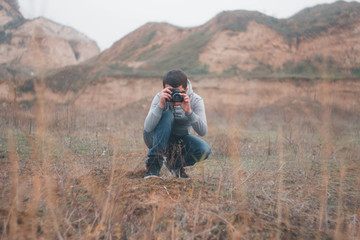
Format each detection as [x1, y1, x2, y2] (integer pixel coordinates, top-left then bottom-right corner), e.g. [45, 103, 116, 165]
[0, 78, 359, 239]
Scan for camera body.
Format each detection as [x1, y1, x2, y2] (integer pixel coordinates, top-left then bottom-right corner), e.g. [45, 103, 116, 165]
[168, 89, 185, 102]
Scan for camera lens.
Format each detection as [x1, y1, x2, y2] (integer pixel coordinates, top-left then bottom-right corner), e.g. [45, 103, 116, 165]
[172, 93, 183, 102]
[169, 89, 184, 102]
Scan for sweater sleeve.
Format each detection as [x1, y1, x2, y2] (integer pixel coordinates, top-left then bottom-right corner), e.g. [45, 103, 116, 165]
[144, 94, 164, 133]
[187, 98, 208, 136]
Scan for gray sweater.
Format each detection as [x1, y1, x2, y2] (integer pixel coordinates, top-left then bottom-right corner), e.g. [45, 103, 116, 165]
[144, 80, 208, 136]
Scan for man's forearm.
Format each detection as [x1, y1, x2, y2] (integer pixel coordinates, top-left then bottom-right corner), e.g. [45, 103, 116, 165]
[188, 112, 208, 136]
[144, 96, 164, 132]
[144, 105, 163, 132]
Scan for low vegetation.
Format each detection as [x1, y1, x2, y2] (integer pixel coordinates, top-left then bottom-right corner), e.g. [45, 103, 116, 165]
[0, 78, 359, 239]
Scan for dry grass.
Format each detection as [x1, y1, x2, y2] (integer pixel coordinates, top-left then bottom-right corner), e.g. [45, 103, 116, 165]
[0, 76, 359, 240]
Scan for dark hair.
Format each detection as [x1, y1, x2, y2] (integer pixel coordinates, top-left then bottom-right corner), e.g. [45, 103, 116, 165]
[163, 70, 188, 89]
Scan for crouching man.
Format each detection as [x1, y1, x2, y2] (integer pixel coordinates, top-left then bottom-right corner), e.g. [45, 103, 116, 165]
[143, 70, 211, 179]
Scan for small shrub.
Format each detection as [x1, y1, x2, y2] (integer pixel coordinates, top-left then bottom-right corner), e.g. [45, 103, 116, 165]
[223, 65, 241, 75]
[314, 55, 323, 64]
[351, 68, 360, 77]
[281, 59, 318, 76]
[252, 61, 273, 74]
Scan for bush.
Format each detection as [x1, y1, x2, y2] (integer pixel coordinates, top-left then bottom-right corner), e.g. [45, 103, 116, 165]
[281, 59, 318, 76]
[314, 55, 323, 64]
[351, 68, 360, 77]
[223, 65, 241, 75]
[252, 65, 273, 74]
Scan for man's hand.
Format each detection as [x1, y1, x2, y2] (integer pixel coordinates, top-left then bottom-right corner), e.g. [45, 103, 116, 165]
[173, 93, 191, 115]
[158, 87, 172, 109]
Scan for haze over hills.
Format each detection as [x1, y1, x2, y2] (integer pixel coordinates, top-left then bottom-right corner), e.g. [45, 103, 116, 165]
[0, 0, 100, 78]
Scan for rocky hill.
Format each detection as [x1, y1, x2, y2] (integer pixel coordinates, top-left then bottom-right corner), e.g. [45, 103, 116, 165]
[97, 0, 360, 77]
[0, 0, 100, 76]
[3, 0, 360, 110]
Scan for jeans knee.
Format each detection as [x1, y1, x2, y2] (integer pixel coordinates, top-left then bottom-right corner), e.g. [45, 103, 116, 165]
[202, 145, 211, 160]
[206, 146, 212, 158]
[194, 144, 211, 162]
[143, 130, 153, 149]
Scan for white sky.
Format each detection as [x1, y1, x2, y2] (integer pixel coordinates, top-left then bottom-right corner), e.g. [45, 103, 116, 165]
[18, 0, 358, 51]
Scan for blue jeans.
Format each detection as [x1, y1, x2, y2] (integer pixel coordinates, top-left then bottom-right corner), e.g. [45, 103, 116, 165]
[143, 110, 211, 169]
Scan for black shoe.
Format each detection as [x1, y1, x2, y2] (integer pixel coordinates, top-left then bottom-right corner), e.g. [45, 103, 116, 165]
[165, 161, 189, 179]
[178, 167, 190, 179]
[144, 166, 160, 179]
[144, 160, 160, 179]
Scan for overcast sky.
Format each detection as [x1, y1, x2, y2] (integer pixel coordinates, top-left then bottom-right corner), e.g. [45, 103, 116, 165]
[18, 0, 358, 51]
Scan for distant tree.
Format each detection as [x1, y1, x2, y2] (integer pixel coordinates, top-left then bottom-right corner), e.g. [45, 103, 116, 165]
[5, 0, 20, 11]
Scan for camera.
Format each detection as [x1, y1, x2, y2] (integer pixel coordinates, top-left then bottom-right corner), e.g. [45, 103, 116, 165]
[168, 89, 185, 102]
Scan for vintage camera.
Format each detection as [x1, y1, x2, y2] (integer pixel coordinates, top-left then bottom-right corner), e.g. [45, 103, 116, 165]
[168, 89, 185, 102]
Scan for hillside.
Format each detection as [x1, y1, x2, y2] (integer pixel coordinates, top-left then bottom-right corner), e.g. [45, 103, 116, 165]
[0, 0, 100, 79]
[96, 0, 360, 76]
[3, 0, 360, 105]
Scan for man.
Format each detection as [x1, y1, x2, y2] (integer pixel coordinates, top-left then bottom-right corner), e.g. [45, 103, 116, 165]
[143, 70, 211, 179]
